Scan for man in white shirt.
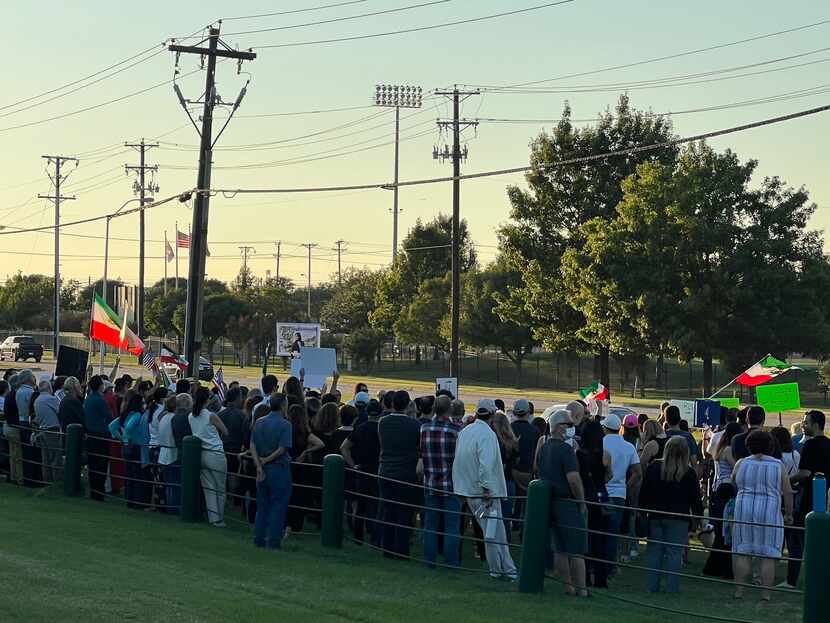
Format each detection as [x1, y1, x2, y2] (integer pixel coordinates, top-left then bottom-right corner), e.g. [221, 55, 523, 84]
[601, 413, 642, 574]
[453, 398, 517, 581]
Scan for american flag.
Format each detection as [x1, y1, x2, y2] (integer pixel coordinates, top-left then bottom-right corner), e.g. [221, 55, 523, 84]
[176, 229, 210, 256]
[212, 367, 226, 402]
[176, 229, 190, 249]
[140, 349, 159, 374]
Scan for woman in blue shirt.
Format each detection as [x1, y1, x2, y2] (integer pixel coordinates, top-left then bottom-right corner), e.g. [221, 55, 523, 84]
[110, 391, 150, 509]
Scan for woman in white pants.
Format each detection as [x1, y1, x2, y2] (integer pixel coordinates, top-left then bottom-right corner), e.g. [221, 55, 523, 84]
[189, 388, 229, 527]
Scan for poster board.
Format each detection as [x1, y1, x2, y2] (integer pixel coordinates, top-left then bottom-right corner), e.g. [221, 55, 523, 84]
[435, 377, 458, 399]
[290, 346, 337, 389]
[276, 322, 321, 357]
[694, 399, 721, 428]
[755, 382, 800, 413]
[669, 400, 696, 427]
[716, 397, 741, 409]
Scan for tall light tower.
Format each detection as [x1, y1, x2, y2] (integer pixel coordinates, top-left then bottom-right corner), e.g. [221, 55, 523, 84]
[373, 84, 422, 261]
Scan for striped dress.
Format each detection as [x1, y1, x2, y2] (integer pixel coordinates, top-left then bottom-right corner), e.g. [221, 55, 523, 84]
[732, 455, 784, 558]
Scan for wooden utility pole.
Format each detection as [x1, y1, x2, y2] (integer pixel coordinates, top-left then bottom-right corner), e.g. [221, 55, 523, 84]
[125, 139, 158, 339]
[434, 86, 479, 379]
[334, 240, 346, 285]
[169, 27, 255, 376]
[39, 155, 78, 357]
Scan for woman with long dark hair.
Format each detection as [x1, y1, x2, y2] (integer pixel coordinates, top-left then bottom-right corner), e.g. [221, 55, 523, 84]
[189, 387, 229, 527]
[146, 386, 169, 508]
[282, 376, 304, 400]
[702, 421, 743, 578]
[576, 420, 612, 588]
[109, 390, 147, 508]
[285, 403, 324, 534]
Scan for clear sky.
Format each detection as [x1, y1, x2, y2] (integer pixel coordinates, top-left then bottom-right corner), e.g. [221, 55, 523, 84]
[1, 0, 828, 289]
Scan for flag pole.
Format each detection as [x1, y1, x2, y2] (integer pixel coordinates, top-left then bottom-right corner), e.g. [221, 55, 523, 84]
[164, 230, 168, 297]
[708, 353, 771, 399]
[175, 222, 179, 290]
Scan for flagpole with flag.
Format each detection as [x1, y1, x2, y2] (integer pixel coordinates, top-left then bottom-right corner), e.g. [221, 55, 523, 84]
[164, 231, 168, 296]
[175, 221, 179, 290]
[709, 354, 769, 399]
[709, 354, 801, 398]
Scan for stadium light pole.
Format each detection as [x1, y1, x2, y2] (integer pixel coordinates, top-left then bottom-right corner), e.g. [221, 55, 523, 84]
[373, 84, 422, 261]
[99, 198, 141, 371]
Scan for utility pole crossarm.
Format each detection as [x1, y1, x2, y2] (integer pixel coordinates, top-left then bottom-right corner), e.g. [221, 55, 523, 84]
[125, 140, 159, 339]
[39, 155, 78, 358]
[169, 25, 255, 378]
[168, 43, 256, 61]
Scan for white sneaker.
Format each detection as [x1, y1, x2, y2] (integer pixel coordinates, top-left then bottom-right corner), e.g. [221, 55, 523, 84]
[775, 581, 797, 590]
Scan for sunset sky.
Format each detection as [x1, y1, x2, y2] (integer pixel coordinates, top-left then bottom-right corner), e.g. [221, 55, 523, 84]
[1, 0, 828, 289]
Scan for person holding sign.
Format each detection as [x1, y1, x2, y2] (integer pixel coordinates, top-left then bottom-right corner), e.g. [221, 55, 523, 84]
[664, 406, 699, 472]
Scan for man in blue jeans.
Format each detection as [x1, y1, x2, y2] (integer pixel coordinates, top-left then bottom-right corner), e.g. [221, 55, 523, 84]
[251, 393, 293, 549]
[420, 395, 461, 567]
[600, 413, 641, 585]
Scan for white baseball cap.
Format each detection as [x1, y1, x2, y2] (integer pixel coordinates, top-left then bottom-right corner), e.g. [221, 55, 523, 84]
[601, 413, 622, 431]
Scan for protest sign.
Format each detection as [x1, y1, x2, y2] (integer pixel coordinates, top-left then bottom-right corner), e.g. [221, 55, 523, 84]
[436, 377, 458, 399]
[290, 346, 337, 388]
[276, 323, 321, 357]
[716, 397, 740, 409]
[694, 399, 721, 428]
[755, 382, 800, 413]
[669, 400, 696, 426]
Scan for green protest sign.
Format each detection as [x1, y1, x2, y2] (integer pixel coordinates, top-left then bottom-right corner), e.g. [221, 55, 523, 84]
[716, 398, 740, 409]
[755, 382, 800, 412]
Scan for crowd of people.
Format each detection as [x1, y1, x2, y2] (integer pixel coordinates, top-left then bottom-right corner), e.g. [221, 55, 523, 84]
[2, 367, 829, 601]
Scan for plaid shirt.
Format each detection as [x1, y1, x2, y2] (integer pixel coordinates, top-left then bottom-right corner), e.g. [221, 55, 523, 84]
[420, 416, 461, 494]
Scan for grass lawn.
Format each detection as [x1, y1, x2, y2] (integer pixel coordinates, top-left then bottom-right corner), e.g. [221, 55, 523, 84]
[0, 484, 801, 623]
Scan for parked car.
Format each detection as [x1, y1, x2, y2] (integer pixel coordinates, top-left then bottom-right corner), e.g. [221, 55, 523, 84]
[0, 335, 44, 362]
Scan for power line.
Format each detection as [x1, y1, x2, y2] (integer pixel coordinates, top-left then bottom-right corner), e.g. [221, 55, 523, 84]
[158, 107, 395, 151]
[223, 0, 371, 21]
[2, 101, 829, 237]
[252, 0, 576, 49]
[464, 17, 830, 90]
[0, 67, 201, 134]
[163, 121, 437, 171]
[208, 102, 830, 194]
[223, 0, 454, 36]
[477, 55, 830, 95]
[0, 26, 208, 118]
[0, 48, 168, 121]
[472, 82, 830, 123]
[237, 104, 373, 118]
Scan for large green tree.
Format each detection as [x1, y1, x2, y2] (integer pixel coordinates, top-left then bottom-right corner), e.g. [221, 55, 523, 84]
[394, 274, 451, 353]
[565, 142, 825, 395]
[0, 273, 54, 329]
[461, 260, 538, 387]
[370, 214, 475, 337]
[499, 95, 678, 392]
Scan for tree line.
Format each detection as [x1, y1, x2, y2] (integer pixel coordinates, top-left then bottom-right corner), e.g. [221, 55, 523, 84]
[2, 95, 828, 395]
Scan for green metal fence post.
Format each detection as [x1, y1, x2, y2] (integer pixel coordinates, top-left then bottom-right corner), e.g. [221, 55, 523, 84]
[321, 454, 345, 548]
[803, 509, 830, 622]
[519, 479, 552, 594]
[63, 423, 83, 497]
[181, 436, 202, 523]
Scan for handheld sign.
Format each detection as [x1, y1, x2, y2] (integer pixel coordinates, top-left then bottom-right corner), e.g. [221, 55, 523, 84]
[694, 399, 722, 428]
[290, 346, 337, 389]
[755, 382, 800, 413]
[669, 400, 696, 427]
[716, 397, 740, 409]
[436, 377, 458, 399]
